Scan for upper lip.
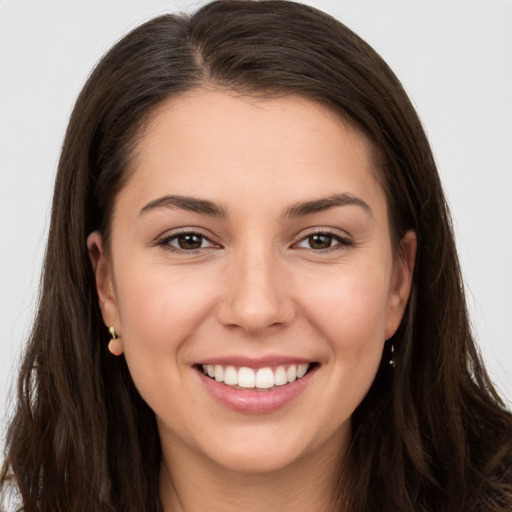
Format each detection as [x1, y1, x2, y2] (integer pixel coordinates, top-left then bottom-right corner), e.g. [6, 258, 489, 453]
[196, 355, 314, 369]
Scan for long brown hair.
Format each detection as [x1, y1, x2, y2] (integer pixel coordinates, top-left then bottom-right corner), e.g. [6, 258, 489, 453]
[2, 1, 511, 510]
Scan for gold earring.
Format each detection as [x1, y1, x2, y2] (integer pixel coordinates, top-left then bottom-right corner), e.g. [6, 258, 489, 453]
[108, 326, 123, 356]
[389, 343, 396, 368]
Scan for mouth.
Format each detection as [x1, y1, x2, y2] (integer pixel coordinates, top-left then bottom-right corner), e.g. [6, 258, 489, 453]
[196, 362, 317, 391]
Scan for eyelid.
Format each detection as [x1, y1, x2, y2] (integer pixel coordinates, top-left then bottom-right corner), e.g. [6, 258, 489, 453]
[152, 226, 353, 254]
[292, 227, 354, 251]
[154, 227, 221, 252]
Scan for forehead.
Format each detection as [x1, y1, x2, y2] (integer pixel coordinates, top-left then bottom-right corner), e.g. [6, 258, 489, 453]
[117, 89, 387, 220]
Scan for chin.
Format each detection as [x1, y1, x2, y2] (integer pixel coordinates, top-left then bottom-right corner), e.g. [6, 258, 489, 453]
[207, 444, 306, 475]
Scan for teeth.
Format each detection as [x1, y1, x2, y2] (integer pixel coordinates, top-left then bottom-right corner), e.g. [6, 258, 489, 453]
[223, 366, 238, 386]
[214, 365, 224, 382]
[274, 366, 288, 386]
[201, 363, 311, 389]
[255, 368, 274, 389]
[238, 367, 256, 388]
[297, 363, 309, 378]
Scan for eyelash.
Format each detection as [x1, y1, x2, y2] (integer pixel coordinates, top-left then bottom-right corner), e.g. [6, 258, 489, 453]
[293, 229, 354, 252]
[155, 228, 353, 254]
[156, 230, 218, 253]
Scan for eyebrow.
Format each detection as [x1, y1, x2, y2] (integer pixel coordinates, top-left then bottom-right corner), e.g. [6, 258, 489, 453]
[139, 195, 229, 218]
[139, 192, 372, 219]
[282, 193, 372, 219]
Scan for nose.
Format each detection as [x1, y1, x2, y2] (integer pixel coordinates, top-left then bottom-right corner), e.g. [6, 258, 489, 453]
[217, 246, 296, 334]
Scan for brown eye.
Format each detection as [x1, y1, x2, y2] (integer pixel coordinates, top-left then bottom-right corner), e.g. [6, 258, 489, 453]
[307, 234, 333, 250]
[176, 234, 204, 250]
[295, 231, 352, 252]
[159, 232, 216, 252]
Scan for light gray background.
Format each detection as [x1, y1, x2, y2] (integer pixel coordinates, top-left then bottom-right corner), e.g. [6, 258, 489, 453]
[1, 0, 511, 441]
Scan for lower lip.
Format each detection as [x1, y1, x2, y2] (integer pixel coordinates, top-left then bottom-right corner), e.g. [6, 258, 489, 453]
[197, 367, 316, 414]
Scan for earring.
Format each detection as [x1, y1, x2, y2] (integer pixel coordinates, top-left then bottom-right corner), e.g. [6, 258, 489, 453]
[108, 326, 123, 356]
[389, 343, 396, 368]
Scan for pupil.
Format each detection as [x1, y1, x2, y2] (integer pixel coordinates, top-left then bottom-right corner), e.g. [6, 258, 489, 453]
[178, 234, 202, 250]
[309, 234, 331, 249]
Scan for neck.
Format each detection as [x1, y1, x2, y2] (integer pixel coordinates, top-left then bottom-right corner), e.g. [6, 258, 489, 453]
[159, 432, 349, 512]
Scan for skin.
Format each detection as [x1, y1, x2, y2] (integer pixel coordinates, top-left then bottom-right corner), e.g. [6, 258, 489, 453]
[88, 89, 416, 511]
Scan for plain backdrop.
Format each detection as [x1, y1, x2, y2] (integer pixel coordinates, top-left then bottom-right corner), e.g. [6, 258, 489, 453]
[1, 0, 511, 441]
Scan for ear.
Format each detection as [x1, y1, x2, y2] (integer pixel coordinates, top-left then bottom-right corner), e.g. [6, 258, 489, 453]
[385, 230, 417, 339]
[87, 231, 120, 337]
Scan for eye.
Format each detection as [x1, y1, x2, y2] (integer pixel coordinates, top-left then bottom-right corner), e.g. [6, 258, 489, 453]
[158, 231, 217, 252]
[295, 231, 352, 251]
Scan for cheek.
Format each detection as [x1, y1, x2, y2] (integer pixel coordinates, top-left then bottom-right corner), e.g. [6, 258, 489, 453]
[300, 263, 392, 351]
[287, 265, 392, 435]
[111, 259, 221, 425]
[301, 266, 391, 411]
[113, 257, 217, 359]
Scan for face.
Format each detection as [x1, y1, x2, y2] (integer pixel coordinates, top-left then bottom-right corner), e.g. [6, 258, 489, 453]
[89, 89, 415, 476]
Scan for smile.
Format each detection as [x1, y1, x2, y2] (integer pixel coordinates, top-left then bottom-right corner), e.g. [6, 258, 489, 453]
[196, 361, 317, 413]
[201, 363, 310, 390]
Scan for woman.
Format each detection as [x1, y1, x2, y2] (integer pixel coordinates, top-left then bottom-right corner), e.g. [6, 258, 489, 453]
[1, 1, 511, 510]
